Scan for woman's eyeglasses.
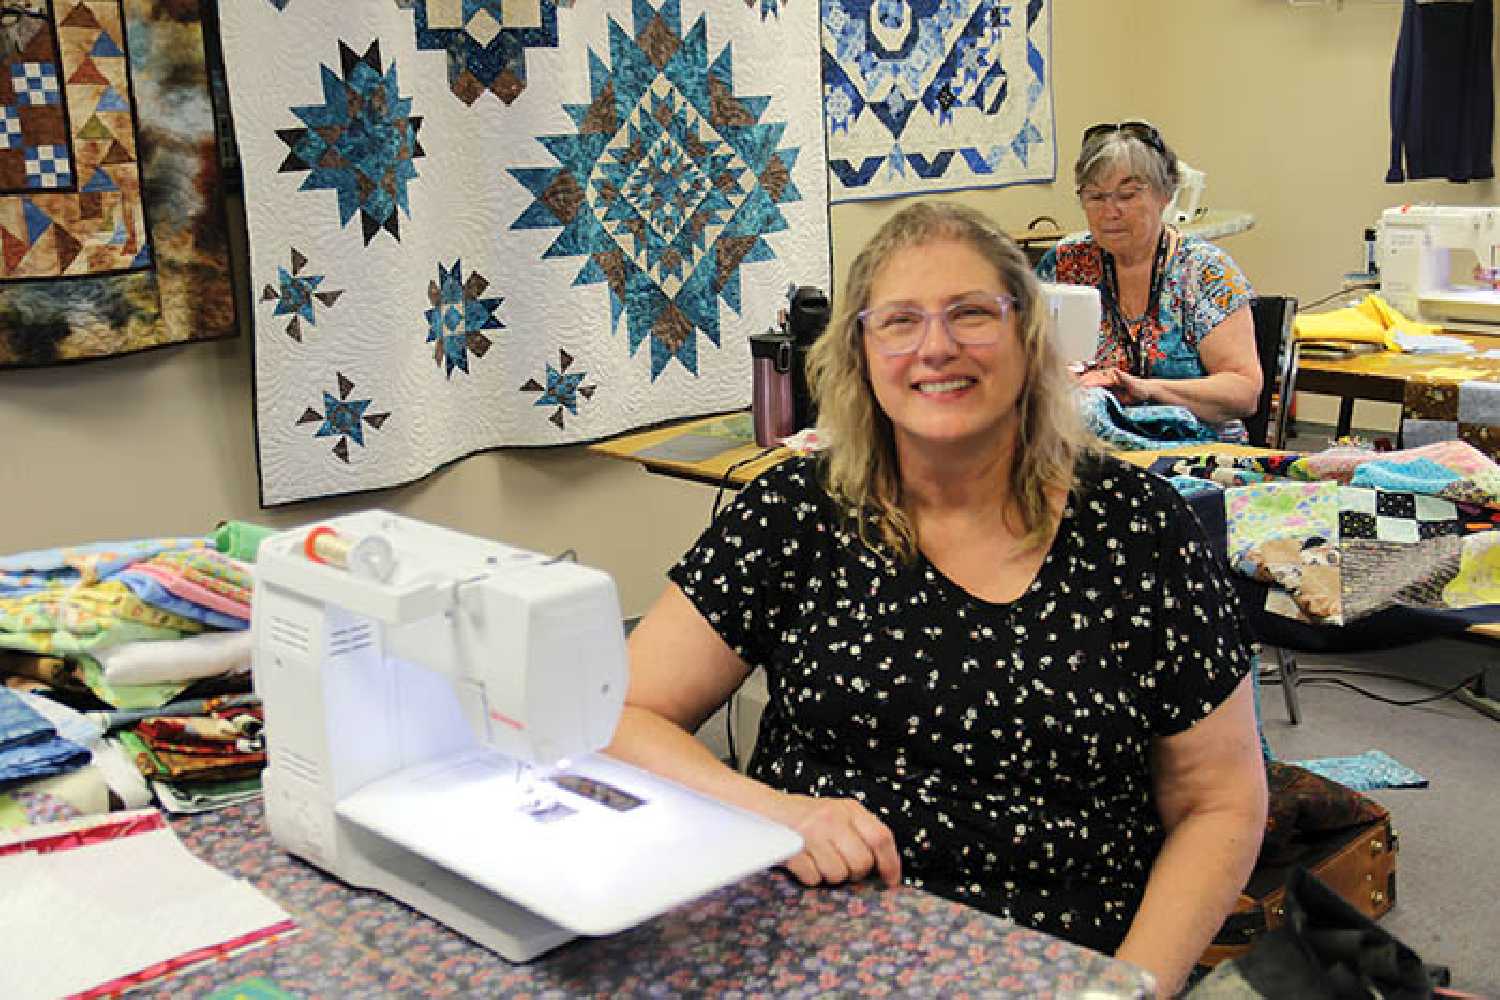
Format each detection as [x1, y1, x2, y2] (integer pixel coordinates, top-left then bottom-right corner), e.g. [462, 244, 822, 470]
[1078, 184, 1148, 211]
[858, 293, 1017, 357]
[1082, 120, 1167, 159]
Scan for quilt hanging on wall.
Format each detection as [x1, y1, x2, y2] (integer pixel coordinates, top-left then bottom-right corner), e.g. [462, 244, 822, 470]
[218, 0, 829, 506]
[0, 0, 235, 369]
[822, 0, 1055, 203]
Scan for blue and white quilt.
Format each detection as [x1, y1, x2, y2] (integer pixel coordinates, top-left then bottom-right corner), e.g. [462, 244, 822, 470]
[822, 0, 1055, 203]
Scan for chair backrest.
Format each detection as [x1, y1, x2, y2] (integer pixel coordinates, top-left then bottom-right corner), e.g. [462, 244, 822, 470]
[1246, 295, 1299, 449]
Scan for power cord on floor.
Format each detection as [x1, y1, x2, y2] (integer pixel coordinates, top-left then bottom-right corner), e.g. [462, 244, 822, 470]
[1264, 666, 1484, 708]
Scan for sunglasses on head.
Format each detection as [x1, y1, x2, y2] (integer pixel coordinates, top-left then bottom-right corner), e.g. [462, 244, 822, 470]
[1082, 120, 1167, 158]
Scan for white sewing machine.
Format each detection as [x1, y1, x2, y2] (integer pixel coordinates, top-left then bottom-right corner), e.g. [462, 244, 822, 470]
[252, 511, 801, 962]
[1163, 161, 1207, 226]
[1378, 205, 1500, 331]
[1040, 281, 1102, 369]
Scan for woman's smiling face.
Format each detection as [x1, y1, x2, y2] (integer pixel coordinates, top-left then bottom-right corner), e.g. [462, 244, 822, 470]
[861, 238, 1027, 463]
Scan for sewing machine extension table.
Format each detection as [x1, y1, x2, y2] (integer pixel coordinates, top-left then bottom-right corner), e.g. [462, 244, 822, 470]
[128, 799, 1153, 997]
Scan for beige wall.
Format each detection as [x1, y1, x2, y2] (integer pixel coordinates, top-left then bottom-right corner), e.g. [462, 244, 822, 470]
[2, 1, 1496, 612]
[838, 1, 1499, 304]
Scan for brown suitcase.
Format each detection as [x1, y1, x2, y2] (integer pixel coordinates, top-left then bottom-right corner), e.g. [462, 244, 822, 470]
[1201, 768, 1399, 967]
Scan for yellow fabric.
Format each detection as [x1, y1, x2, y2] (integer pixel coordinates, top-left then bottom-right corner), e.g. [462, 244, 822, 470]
[1444, 533, 1500, 608]
[1293, 294, 1440, 350]
[1293, 309, 1394, 347]
[1360, 294, 1440, 338]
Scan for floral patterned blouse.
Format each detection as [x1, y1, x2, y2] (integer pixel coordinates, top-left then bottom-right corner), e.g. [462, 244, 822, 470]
[668, 453, 1252, 955]
[1037, 231, 1253, 381]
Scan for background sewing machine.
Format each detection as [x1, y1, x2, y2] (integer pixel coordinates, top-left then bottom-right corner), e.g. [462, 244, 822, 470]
[1164, 161, 1207, 226]
[1378, 205, 1500, 332]
[1041, 281, 1103, 369]
[252, 512, 801, 962]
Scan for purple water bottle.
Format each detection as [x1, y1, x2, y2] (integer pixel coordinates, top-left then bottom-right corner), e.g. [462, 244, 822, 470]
[749, 331, 795, 447]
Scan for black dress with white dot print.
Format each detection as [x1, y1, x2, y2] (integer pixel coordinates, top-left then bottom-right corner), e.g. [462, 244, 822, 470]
[669, 452, 1252, 955]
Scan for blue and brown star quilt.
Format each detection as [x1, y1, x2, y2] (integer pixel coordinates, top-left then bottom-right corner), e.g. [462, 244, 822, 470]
[220, 0, 829, 505]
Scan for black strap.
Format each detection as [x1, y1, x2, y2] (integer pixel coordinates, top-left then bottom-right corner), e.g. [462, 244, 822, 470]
[1099, 228, 1171, 377]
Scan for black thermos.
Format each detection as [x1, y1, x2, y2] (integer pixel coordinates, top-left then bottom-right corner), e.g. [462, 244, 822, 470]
[787, 286, 830, 432]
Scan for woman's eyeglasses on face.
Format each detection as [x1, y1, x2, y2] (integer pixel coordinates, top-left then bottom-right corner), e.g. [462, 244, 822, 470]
[1082, 120, 1167, 158]
[858, 293, 1017, 357]
[1078, 183, 1148, 211]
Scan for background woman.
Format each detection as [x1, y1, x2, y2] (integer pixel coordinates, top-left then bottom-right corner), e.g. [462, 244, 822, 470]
[1038, 121, 1262, 438]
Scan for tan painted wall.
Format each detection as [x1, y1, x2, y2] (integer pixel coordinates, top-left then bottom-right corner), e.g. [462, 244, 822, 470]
[1, 2, 1495, 612]
[1145, 0, 1498, 307]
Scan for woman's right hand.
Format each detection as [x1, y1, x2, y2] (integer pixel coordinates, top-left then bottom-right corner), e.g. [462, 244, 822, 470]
[771, 792, 902, 889]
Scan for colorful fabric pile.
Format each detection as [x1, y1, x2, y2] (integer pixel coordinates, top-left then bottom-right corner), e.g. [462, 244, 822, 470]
[0, 529, 266, 823]
[1152, 441, 1500, 627]
[117, 700, 265, 815]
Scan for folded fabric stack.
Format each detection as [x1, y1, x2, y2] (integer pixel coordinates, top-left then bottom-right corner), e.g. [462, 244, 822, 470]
[0, 528, 269, 820]
[0, 688, 90, 792]
[117, 699, 265, 814]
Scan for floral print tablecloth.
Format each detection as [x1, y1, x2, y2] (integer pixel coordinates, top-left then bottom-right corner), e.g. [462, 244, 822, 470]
[99, 800, 1153, 999]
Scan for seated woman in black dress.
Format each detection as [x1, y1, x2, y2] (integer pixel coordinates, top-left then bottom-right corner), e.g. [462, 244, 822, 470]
[607, 200, 1267, 995]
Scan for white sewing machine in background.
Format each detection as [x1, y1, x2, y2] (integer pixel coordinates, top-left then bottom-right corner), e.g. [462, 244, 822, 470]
[1163, 161, 1207, 226]
[252, 511, 801, 962]
[1378, 205, 1500, 332]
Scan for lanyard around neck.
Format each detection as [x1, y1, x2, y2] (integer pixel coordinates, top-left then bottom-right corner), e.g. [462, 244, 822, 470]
[1099, 228, 1170, 377]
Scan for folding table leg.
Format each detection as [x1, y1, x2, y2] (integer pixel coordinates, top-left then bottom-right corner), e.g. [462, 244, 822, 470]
[1275, 646, 1302, 725]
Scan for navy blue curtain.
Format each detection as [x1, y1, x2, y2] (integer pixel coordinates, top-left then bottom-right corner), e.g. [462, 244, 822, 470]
[1387, 0, 1495, 183]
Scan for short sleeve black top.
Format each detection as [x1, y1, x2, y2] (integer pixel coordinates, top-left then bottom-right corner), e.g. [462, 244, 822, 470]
[668, 453, 1252, 955]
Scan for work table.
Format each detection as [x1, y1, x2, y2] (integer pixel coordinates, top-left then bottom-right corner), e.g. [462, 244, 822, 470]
[119, 799, 1153, 998]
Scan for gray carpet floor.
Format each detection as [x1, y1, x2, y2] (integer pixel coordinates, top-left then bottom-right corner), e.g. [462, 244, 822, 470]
[1262, 641, 1500, 996]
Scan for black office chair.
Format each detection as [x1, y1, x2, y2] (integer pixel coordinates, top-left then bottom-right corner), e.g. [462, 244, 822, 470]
[1244, 294, 1304, 723]
[1246, 295, 1299, 450]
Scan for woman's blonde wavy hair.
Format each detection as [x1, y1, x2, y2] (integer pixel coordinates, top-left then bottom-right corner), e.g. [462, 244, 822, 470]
[805, 200, 1094, 561]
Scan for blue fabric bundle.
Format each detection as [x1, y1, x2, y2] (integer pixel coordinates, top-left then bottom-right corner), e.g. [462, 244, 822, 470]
[0, 688, 90, 788]
[1079, 386, 1219, 451]
[1348, 456, 1461, 495]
